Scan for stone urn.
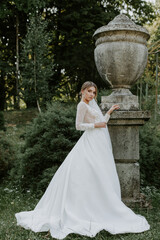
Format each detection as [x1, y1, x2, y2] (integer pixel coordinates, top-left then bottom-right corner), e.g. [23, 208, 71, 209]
[93, 14, 150, 110]
[93, 14, 150, 205]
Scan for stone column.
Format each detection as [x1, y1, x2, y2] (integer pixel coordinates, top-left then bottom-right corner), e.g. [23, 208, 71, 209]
[93, 14, 150, 205]
[101, 106, 150, 204]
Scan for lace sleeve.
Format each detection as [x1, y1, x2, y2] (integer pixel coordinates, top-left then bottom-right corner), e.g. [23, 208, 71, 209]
[104, 113, 110, 123]
[75, 102, 95, 131]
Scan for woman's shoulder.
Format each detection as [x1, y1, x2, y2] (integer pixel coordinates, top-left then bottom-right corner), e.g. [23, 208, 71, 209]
[77, 101, 88, 109]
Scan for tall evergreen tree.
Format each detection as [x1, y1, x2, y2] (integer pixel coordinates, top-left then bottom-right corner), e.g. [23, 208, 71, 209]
[0, 1, 28, 110]
[0, 0, 47, 110]
[21, 14, 53, 112]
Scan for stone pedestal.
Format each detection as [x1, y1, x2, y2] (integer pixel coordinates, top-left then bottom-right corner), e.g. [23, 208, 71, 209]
[101, 89, 139, 111]
[101, 101, 150, 205]
[93, 14, 151, 205]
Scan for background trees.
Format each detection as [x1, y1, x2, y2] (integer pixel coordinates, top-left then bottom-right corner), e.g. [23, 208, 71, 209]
[134, 3, 160, 115]
[0, 0, 156, 110]
[0, 0, 159, 216]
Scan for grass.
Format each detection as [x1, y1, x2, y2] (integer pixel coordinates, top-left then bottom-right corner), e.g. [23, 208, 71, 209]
[1, 109, 160, 240]
[0, 182, 160, 240]
[3, 108, 38, 152]
[4, 108, 38, 127]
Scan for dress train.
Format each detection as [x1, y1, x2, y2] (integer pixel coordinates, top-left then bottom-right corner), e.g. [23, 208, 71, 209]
[15, 127, 150, 239]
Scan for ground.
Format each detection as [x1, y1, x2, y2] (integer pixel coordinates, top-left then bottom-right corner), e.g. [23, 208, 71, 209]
[0, 109, 160, 240]
[0, 183, 160, 240]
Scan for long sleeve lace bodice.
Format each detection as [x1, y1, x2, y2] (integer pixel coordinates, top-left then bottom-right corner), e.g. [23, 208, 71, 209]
[75, 101, 110, 131]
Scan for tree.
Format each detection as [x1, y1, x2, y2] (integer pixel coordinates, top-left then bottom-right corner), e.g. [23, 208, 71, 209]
[0, 0, 47, 110]
[0, 1, 28, 110]
[21, 14, 53, 112]
[46, 0, 156, 100]
[0, 0, 156, 108]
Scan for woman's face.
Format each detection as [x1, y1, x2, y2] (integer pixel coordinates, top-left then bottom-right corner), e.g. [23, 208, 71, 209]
[81, 86, 96, 102]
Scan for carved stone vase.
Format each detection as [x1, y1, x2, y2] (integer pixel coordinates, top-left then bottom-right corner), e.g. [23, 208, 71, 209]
[93, 14, 150, 110]
[93, 14, 150, 205]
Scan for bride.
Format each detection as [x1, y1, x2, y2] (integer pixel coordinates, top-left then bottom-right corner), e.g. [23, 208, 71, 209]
[15, 81, 150, 239]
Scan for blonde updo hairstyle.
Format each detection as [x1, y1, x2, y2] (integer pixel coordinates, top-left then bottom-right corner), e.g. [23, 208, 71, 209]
[79, 81, 98, 100]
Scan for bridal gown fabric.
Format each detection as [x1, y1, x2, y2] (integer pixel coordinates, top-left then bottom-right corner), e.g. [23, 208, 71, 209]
[15, 99, 150, 239]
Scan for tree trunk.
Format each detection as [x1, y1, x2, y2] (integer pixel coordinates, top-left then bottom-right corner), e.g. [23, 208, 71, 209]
[15, 14, 20, 109]
[139, 79, 142, 110]
[34, 52, 41, 113]
[0, 74, 6, 111]
[155, 52, 159, 120]
[145, 83, 148, 102]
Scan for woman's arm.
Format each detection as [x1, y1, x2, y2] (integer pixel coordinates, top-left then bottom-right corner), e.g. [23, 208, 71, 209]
[104, 104, 120, 123]
[107, 104, 120, 115]
[94, 122, 107, 128]
[75, 103, 95, 131]
[75, 102, 119, 130]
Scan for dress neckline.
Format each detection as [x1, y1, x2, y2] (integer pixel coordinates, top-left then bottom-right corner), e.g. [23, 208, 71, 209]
[80, 101, 89, 106]
[80, 101, 98, 113]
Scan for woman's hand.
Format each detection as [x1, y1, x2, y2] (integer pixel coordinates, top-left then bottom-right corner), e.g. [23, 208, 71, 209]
[94, 104, 120, 128]
[94, 122, 107, 128]
[107, 104, 120, 115]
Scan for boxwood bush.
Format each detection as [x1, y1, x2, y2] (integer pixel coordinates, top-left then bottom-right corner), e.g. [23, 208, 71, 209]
[9, 100, 160, 193]
[0, 132, 15, 181]
[0, 111, 6, 131]
[139, 119, 160, 189]
[11, 101, 81, 193]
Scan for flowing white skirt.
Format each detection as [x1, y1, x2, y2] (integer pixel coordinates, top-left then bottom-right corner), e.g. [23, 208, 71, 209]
[15, 127, 150, 239]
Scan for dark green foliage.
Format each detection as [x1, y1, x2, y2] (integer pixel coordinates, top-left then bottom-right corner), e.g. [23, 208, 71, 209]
[48, 0, 155, 99]
[0, 132, 15, 181]
[21, 14, 53, 109]
[139, 119, 160, 189]
[14, 102, 81, 192]
[0, 111, 6, 131]
[0, 0, 156, 108]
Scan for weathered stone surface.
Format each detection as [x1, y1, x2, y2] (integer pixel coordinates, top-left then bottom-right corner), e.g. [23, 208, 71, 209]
[101, 89, 139, 110]
[93, 14, 150, 90]
[116, 163, 140, 199]
[93, 13, 151, 205]
[101, 99, 150, 203]
[108, 125, 139, 161]
[107, 111, 151, 120]
[104, 110, 151, 126]
[93, 14, 149, 38]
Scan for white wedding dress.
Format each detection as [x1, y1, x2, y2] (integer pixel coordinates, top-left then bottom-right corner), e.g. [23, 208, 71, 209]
[15, 99, 150, 239]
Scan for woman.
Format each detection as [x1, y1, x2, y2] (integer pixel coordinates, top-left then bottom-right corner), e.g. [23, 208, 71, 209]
[15, 81, 150, 239]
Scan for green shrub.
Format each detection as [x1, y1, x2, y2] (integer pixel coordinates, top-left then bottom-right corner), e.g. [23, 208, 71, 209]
[11, 100, 160, 192]
[0, 132, 15, 181]
[0, 111, 6, 131]
[139, 119, 160, 189]
[141, 186, 160, 209]
[11, 101, 81, 192]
